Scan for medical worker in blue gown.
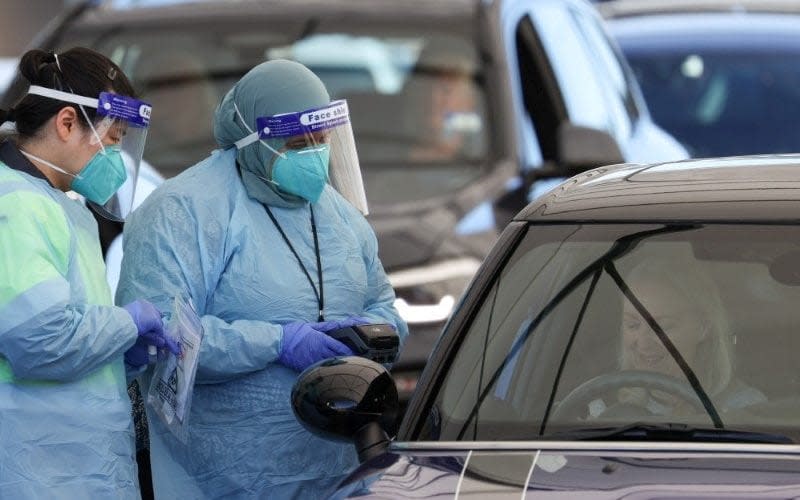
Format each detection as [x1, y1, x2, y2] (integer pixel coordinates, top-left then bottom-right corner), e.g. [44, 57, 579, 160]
[116, 59, 408, 498]
[0, 47, 179, 498]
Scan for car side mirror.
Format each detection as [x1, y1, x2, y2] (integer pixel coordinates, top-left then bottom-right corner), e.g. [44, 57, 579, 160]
[291, 356, 399, 463]
[558, 122, 625, 171]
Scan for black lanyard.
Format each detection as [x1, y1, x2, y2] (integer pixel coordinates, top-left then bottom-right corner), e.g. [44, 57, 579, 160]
[263, 204, 325, 321]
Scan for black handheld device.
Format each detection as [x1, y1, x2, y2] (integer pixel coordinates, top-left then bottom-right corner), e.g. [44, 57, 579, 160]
[327, 323, 399, 364]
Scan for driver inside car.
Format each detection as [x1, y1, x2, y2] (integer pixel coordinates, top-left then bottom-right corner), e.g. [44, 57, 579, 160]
[598, 254, 766, 419]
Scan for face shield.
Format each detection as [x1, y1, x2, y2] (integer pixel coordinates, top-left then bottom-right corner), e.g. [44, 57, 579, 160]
[235, 99, 368, 214]
[26, 85, 152, 221]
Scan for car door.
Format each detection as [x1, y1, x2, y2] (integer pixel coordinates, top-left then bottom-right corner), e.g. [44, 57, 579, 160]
[496, 0, 627, 219]
[499, 0, 683, 210]
[528, 0, 635, 143]
[559, 0, 688, 163]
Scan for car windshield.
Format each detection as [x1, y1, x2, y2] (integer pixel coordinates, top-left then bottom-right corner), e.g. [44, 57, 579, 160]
[624, 50, 800, 157]
[62, 23, 488, 205]
[421, 223, 800, 443]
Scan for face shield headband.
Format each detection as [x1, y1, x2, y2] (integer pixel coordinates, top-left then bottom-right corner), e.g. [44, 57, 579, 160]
[25, 85, 153, 221]
[233, 99, 368, 214]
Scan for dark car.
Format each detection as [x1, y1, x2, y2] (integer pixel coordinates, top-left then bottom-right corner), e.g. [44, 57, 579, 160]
[293, 155, 800, 497]
[2, 0, 686, 403]
[601, 0, 800, 157]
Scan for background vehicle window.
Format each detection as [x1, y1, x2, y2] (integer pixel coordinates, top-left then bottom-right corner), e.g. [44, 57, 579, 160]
[625, 50, 800, 157]
[59, 26, 488, 205]
[418, 224, 800, 442]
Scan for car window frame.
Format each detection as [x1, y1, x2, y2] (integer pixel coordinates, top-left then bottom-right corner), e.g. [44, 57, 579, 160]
[567, 4, 641, 128]
[400, 220, 530, 441]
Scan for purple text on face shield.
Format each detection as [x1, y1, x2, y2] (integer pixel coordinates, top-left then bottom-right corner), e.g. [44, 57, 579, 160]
[97, 92, 152, 128]
[256, 100, 350, 139]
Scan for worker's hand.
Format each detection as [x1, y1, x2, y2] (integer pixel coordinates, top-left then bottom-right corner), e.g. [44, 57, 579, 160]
[277, 321, 354, 372]
[122, 300, 180, 367]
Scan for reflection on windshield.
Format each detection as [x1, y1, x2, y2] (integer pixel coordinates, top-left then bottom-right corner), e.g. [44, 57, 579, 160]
[425, 224, 800, 443]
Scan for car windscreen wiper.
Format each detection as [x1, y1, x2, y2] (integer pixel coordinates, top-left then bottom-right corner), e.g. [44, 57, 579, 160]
[545, 423, 793, 444]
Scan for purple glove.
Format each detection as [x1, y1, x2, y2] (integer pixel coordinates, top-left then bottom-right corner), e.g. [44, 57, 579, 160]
[123, 300, 181, 367]
[278, 321, 355, 372]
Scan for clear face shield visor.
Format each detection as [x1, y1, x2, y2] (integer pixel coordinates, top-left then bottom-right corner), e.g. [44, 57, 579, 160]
[26, 86, 152, 221]
[235, 99, 368, 214]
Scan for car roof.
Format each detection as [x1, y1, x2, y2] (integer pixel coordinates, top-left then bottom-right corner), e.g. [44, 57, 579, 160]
[607, 10, 800, 51]
[608, 12, 800, 52]
[519, 155, 800, 222]
[79, 0, 478, 27]
[598, 0, 800, 19]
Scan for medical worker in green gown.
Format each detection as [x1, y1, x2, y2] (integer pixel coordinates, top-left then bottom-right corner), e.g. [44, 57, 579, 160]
[116, 59, 408, 498]
[0, 47, 178, 498]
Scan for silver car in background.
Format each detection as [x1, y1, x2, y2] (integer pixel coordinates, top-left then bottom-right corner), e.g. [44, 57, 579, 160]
[2, 0, 687, 405]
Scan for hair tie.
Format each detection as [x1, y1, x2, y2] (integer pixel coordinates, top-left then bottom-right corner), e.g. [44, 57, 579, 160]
[52, 53, 62, 73]
[37, 52, 61, 75]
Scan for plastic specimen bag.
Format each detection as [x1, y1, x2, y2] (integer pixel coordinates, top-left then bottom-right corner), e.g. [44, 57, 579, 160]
[147, 296, 203, 443]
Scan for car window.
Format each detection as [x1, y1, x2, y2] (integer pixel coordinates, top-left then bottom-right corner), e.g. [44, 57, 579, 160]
[418, 223, 800, 442]
[59, 24, 488, 205]
[625, 50, 800, 157]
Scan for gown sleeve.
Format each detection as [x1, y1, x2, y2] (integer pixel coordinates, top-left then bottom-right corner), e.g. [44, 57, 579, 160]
[0, 190, 136, 381]
[116, 189, 284, 384]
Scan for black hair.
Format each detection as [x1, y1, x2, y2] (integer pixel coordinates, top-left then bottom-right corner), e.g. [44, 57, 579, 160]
[0, 47, 136, 139]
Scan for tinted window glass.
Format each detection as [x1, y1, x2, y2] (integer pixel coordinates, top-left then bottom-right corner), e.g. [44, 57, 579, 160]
[60, 26, 488, 205]
[626, 51, 800, 156]
[420, 224, 800, 442]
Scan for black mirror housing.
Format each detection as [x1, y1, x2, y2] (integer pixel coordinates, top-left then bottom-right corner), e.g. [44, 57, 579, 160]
[558, 122, 625, 170]
[291, 356, 399, 462]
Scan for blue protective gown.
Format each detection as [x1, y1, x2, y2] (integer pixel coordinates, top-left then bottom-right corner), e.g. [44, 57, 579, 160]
[0, 155, 140, 497]
[116, 147, 408, 499]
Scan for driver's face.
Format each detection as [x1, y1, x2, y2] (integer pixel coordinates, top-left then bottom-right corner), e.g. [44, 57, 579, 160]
[620, 282, 704, 379]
